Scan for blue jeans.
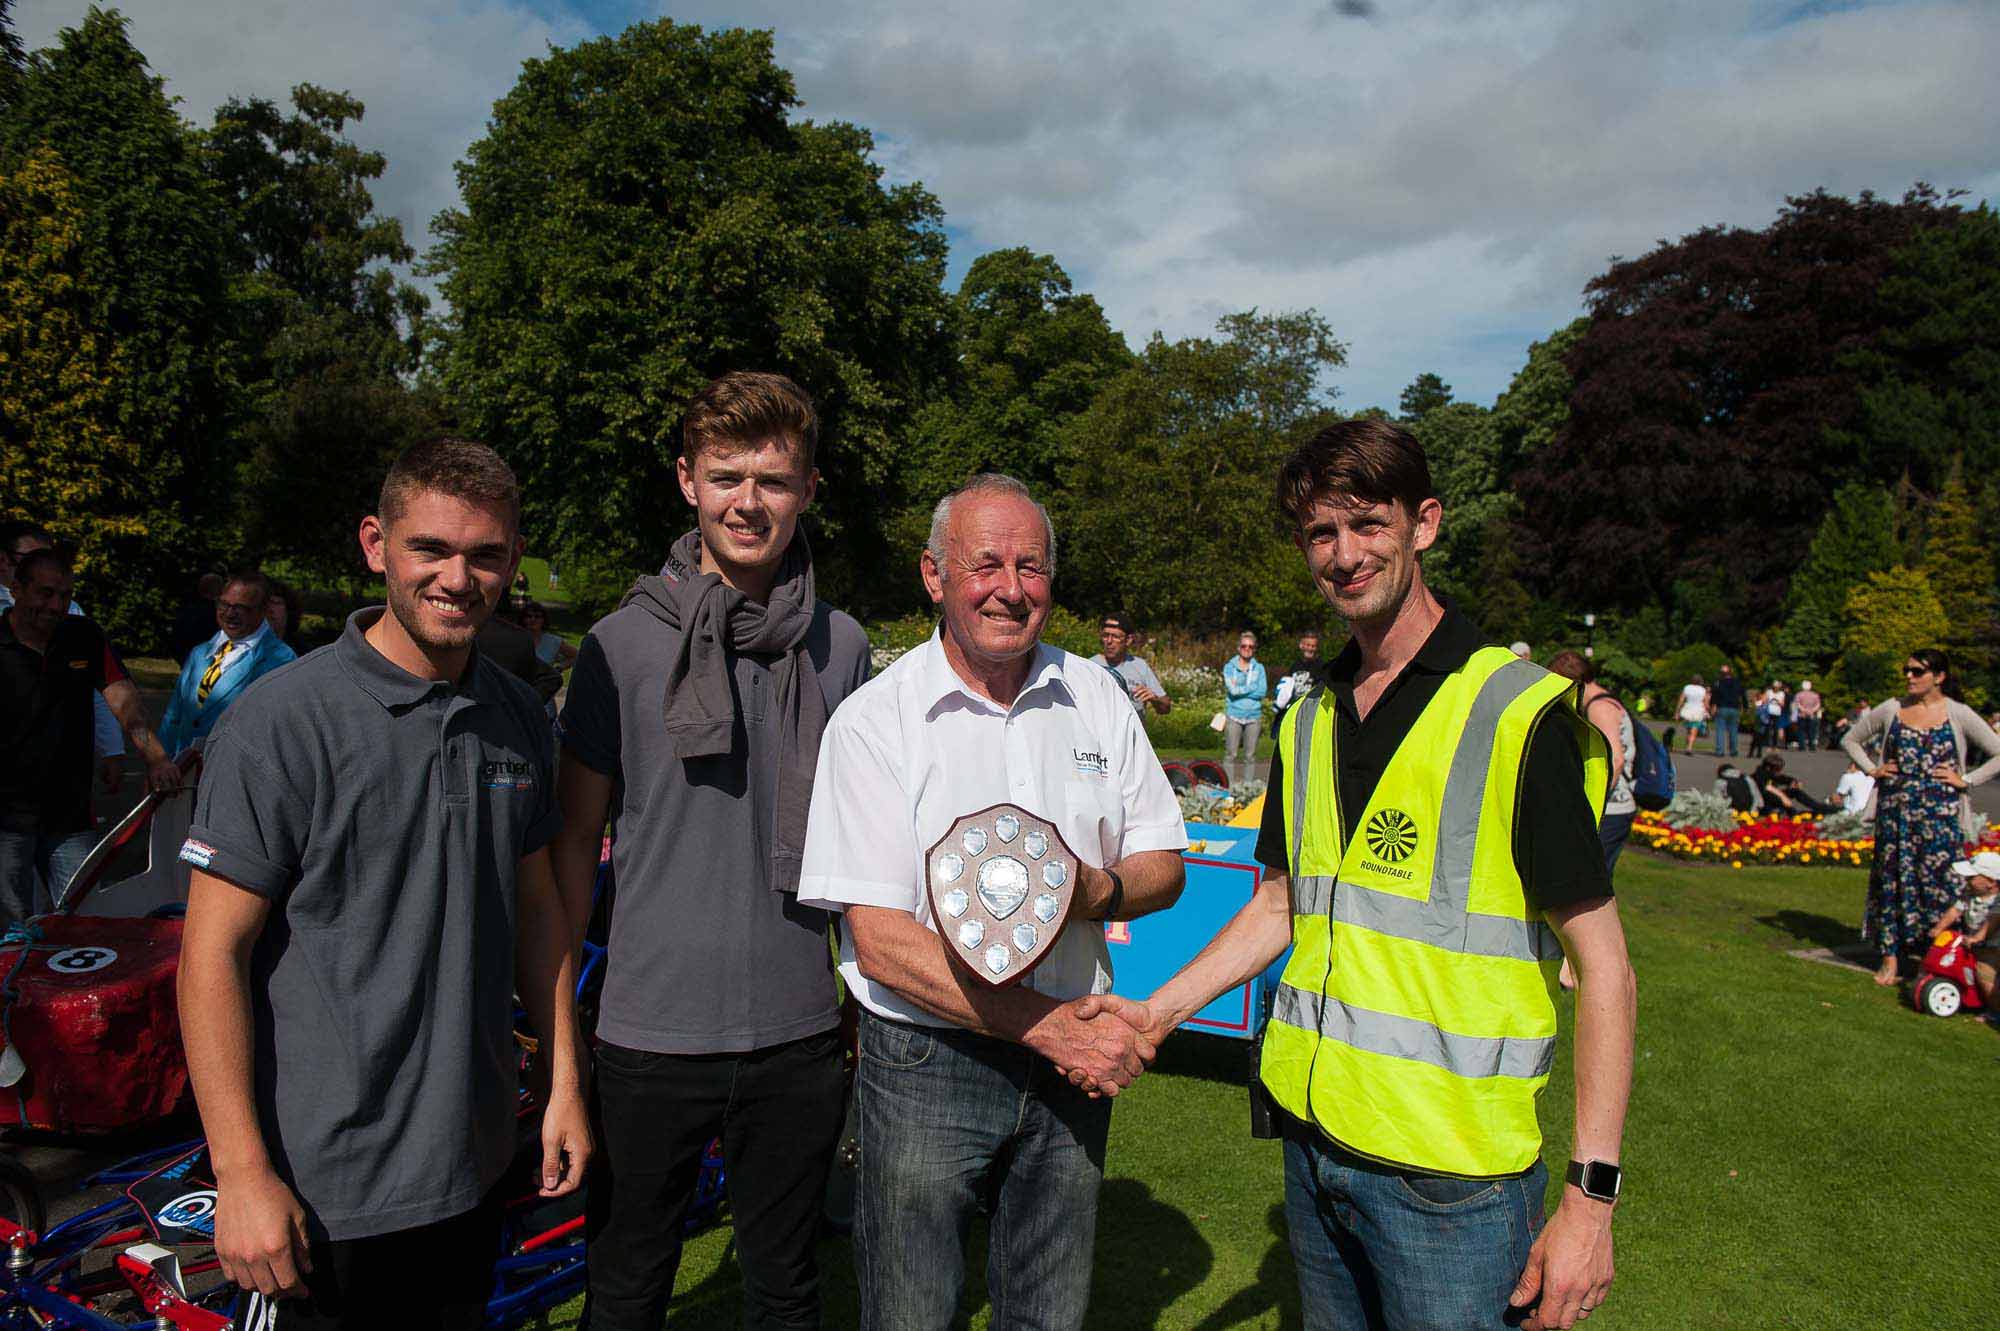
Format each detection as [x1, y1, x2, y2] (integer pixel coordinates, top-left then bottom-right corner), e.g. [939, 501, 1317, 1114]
[1284, 1129, 1547, 1331]
[854, 1012, 1111, 1331]
[0, 827, 97, 925]
[1712, 707, 1740, 755]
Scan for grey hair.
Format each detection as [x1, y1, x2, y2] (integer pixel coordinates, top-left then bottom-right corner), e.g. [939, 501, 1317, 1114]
[924, 473, 1058, 579]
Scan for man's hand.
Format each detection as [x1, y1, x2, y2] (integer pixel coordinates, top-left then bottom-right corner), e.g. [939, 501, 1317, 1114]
[97, 756, 124, 794]
[538, 1087, 593, 1198]
[1509, 1192, 1614, 1329]
[1030, 999, 1154, 1096]
[1063, 993, 1169, 1095]
[145, 757, 183, 793]
[214, 1166, 313, 1299]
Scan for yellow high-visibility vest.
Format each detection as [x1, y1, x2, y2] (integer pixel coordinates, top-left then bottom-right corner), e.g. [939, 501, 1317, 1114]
[1259, 646, 1608, 1177]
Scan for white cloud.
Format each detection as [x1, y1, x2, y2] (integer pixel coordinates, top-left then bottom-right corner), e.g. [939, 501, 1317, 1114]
[14, 0, 1999, 411]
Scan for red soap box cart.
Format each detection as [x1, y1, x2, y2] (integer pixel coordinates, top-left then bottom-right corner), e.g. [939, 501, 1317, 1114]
[0, 756, 200, 1133]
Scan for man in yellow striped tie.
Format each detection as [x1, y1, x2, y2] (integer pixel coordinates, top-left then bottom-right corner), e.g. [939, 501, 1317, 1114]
[161, 571, 296, 755]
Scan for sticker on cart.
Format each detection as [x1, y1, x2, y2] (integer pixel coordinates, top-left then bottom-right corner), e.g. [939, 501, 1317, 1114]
[46, 946, 118, 975]
[157, 1190, 218, 1236]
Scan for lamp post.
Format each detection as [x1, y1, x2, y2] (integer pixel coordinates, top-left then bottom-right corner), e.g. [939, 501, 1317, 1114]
[1584, 612, 1596, 660]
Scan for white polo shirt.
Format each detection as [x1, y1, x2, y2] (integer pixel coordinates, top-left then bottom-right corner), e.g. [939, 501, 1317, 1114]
[798, 630, 1187, 1027]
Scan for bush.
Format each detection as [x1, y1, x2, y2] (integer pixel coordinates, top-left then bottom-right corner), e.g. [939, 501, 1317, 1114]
[1653, 642, 1731, 704]
[1817, 809, 1871, 842]
[1662, 788, 1736, 833]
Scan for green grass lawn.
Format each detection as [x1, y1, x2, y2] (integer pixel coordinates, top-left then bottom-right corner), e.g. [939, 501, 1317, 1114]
[539, 853, 1999, 1328]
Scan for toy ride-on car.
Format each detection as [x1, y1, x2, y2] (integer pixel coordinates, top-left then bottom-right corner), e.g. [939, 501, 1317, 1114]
[1909, 929, 1988, 1018]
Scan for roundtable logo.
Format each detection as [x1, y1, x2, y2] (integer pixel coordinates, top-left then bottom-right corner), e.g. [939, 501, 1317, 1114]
[1363, 809, 1419, 864]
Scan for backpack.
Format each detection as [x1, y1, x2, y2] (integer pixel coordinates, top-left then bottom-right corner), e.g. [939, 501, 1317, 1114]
[1621, 702, 1676, 811]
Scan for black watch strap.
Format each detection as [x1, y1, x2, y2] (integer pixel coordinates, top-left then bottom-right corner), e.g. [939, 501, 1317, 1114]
[1567, 1158, 1622, 1202]
[1102, 868, 1126, 921]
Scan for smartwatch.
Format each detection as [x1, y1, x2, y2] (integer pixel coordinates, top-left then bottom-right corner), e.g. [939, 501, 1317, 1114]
[1566, 1159, 1622, 1203]
[1101, 868, 1126, 921]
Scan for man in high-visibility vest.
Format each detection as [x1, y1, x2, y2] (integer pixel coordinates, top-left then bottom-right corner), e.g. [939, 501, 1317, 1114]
[1079, 418, 1636, 1331]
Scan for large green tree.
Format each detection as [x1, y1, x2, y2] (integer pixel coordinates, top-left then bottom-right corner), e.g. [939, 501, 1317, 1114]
[209, 85, 433, 583]
[889, 248, 1131, 561]
[1834, 203, 2000, 487]
[428, 20, 953, 612]
[1055, 309, 1345, 632]
[1918, 473, 1995, 671]
[1, 8, 241, 640]
[1490, 317, 1586, 477]
[1397, 371, 1453, 422]
[1408, 401, 1507, 607]
[1777, 483, 1899, 662]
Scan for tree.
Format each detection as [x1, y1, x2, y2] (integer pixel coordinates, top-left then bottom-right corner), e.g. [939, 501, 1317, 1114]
[1490, 317, 1586, 477]
[1056, 309, 1345, 631]
[0, 147, 169, 634]
[1, 9, 241, 641]
[0, 0, 23, 103]
[208, 84, 428, 389]
[1835, 203, 2000, 488]
[1918, 473, 1995, 669]
[1513, 188, 1960, 642]
[1776, 483, 1899, 661]
[890, 248, 1131, 560]
[1841, 566, 1949, 670]
[428, 20, 953, 613]
[1398, 371, 1452, 421]
[1408, 402, 1506, 604]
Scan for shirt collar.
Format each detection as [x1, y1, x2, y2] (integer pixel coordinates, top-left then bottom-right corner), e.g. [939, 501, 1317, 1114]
[210, 621, 270, 653]
[921, 627, 1067, 714]
[336, 607, 481, 711]
[1325, 595, 1480, 685]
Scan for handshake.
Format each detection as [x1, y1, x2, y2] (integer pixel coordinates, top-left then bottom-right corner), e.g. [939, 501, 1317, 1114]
[1041, 993, 1171, 1098]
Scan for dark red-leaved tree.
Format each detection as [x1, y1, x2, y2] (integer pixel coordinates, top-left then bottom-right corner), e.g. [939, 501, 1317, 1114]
[1514, 187, 1958, 645]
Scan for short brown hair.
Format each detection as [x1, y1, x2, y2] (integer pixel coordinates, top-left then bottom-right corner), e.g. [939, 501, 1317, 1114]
[379, 437, 520, 530]
[1276, 418, 1434, 529]
[222, 568, 273, 607]
[1546, 649, 1596, 683]
[681, 372, 819, 469]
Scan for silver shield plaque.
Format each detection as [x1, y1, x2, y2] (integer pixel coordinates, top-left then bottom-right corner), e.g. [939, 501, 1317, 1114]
[925, 804, 1081, 987]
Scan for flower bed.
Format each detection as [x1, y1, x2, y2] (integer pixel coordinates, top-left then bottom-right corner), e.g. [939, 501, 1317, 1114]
[1635, 809, 2000, 869]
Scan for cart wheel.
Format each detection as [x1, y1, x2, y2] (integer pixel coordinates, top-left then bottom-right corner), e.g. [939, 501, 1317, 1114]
[1917, 976, 1962, 1018]
[0, 1151, 46, 1237]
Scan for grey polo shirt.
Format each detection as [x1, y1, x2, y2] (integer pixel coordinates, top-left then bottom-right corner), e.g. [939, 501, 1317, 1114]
[180, 609, 559, 1241]
[559, 598, 869, 1054]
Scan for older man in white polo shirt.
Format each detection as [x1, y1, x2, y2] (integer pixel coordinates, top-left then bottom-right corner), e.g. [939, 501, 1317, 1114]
[799, 473, 1186, 1331]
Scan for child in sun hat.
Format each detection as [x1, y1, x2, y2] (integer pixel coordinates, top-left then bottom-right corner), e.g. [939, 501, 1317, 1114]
[1934, 851, 2000, 1009]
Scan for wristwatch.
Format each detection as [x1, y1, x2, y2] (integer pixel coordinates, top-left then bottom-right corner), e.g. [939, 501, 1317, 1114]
[1567, 1159, 1622, 1203]
[1101, 868, 1126, 921]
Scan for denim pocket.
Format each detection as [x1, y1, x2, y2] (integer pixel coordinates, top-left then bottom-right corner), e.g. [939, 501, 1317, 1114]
[591, 1040, 666, 1074]
[859, 1018, 935, 1069]
[1393, 1172, 1504, 1211]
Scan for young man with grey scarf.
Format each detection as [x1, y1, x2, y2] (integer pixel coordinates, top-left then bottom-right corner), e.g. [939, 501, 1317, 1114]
[550, 372, 871, 1330]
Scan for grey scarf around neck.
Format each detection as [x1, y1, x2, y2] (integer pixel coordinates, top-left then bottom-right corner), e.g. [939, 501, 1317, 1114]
[622, 529, 826, 894]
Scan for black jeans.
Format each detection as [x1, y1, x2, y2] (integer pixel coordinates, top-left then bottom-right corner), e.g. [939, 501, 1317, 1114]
[234, 1189, 503, 1330]
[583, 1028, 845, 1331]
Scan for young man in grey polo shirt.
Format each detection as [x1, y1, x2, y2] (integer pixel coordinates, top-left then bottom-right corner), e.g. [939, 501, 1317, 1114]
[178, 439, 590, 1330]
[550, 373, 869, 1330]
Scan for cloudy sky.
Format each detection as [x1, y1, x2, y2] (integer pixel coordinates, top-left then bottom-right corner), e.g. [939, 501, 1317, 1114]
[17, 0, 2000, 412]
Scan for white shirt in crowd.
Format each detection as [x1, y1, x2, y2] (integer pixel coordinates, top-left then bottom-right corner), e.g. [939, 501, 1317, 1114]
[1834, 770, 1876, 817]
[1678, 682, 1708, 722]
[798, 630, 1188, 1026]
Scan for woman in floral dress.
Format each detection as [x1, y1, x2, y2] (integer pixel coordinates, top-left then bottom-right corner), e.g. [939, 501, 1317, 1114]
[1844, 649, 2000, 986]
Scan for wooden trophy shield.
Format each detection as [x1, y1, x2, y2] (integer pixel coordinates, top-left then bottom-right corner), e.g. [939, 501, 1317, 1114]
[925, 804, 1080, 987]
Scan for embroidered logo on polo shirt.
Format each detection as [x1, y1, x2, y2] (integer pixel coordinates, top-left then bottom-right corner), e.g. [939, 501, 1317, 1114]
[480, 759, 538, 793]
[1072, 747, 1108, 778]
[179, 839, 216, 869]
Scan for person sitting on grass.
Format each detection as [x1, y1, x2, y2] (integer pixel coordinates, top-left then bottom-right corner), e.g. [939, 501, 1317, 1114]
[1933, 852, 1999, 1011]
[1751, 754, 1834, 816]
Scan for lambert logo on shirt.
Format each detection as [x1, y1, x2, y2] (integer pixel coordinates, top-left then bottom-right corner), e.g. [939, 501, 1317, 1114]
[1072, 746, 1109, 778]
[178, 839, 216, 869]
[480, 758, 538, 793]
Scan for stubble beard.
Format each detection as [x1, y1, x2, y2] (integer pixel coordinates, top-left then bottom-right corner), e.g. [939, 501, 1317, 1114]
[385, 579, 487, 654]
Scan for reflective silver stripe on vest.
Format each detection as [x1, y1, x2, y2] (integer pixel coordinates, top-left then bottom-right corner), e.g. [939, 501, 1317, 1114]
[1291, 874, 1334, 916]
[1272, 982, 1557, 1080]
[1289, 656, 1563, 962]
[1289, 691, 1321, 872]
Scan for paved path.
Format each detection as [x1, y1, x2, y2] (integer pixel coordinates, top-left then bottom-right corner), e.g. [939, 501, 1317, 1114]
[1661, 734, 2000, 821]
